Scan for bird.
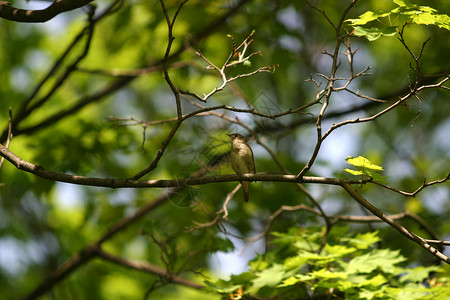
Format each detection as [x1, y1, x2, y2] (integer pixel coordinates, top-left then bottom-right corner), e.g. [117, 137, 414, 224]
[227, 133, 256, 202]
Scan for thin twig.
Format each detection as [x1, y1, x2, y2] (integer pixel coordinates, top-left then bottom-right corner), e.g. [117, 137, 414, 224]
[97, 247, 204, 289]
[1, 8, 96, 142]
[180, 31, 276, 102]
[130, 0, 188, 179]
[0, 107, 13, 169]
[297, 0, 359, 179]
[371, 173, 450, 197]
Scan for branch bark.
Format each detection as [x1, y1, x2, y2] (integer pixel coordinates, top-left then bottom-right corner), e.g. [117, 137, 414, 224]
[0, 141, 356, 187]
[97, 248, 204, 289]
[341, 183, 450, 264]
[0, 0, 93, 23]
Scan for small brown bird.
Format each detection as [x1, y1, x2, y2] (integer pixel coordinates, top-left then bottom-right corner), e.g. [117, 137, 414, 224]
[227, 133, 256, 202]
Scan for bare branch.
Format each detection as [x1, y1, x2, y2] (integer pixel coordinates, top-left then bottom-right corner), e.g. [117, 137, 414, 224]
[76, 60, 189, 77]
[343, 88, 388, 103]
[397, 24, 431, 89]
[187, 183, 240, 231]
[424, 240, 450, 246]
[1, 0, 251, 142]
[0, 0, 94, 23]
[0, 142, 367, 188]
[341, 183, 449, 264]
[1, 8, 96, 142]
[305, 0, 337, 31]
[180, 31, 276, 102]
[297, 0, 360, 179]
[321, 89, 412, 141]
[0, 107, 12, 170]
[373, 173, 450, 197]
[20, 160, 216, 299]
[97, 248, 204, 289]
[244, 205, 442, 243]
[130, 1, 189, 180]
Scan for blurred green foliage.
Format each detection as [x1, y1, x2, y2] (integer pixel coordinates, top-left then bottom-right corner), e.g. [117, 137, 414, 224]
[0, 0, 449, 299]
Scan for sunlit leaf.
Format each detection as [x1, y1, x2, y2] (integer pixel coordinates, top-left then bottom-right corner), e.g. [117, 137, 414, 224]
[346, 249, 406, 274]
[251, 264, 286, 290]
[399, 266, 440, 283]
[346, 1, 450, 41]
[353, 26, 397, 41]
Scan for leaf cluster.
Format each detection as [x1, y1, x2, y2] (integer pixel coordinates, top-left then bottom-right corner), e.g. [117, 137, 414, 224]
[206, 226, 450, 299]
[344, 156, 388, 183]
[346, 0, 450, 40]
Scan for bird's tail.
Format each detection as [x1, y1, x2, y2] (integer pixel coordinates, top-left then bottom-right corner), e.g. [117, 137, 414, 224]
[242, 181, 250, 202]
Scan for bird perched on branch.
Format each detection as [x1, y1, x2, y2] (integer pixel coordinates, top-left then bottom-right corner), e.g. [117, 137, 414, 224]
[227, 133, 256, 202]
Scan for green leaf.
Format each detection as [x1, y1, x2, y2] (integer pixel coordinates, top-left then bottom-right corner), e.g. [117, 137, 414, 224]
[344, 168, 365, 176]
[229, 272, 257, 284]
[277, 275, 306, 287]
[214, 237, 234, 252]
[297, 251, 337, 265]
[346, 249, 406, 274]
[399, 266, 440, 283]
[342, 231, 381, 250]
[283, 255, 309, 270]
[311, 268, 348, 280]
[346, 2, 450, 41]
[346, 11, 390, 26]
[353, 26, 398, 41]
[346, 156, 383, 171]
[344, 156, 388, 183]
[325, 244, 357, 257]
[203, 279, 241, 293]
[251, 264, 286, 291]
[393, 0, 408, 6]
[358, 274, 389, 288]
[411, 12, 450, 30]
[358, 285, 392, 300]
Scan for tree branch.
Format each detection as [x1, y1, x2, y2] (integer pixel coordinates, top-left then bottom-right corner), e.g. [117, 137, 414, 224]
[297, 0, 359, 179]
[1, 0, 251, 142]
[341, 183, 449, 264]
[0, 141, 363, 188]
[0, 0, 94, 23]
[97, 248, 204, 289]
[19, 158, 214, 299]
